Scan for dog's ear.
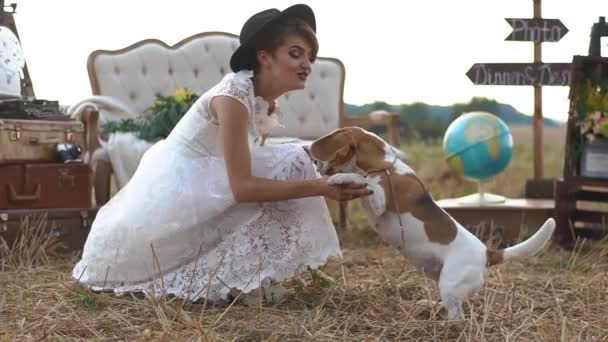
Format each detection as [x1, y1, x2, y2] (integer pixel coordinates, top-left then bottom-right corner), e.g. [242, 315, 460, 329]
[334, 144, 355, 164]
[310, 135, 331, 160]
[310, 128, 355, 162]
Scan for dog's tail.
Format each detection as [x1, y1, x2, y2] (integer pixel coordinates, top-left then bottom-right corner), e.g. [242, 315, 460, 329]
[486, 218, 556, 266]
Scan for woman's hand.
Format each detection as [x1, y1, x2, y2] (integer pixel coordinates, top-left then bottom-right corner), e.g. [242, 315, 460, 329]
[316, 177, 373, 201]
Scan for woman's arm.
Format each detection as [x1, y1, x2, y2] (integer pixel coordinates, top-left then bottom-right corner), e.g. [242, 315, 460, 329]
[211, 96, 370, 203]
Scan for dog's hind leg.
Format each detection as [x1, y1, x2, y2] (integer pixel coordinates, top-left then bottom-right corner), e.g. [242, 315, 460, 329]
[438, 262, 485, 320]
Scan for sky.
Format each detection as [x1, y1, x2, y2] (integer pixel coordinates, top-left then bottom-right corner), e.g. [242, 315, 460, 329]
[9, 0, 608, 122]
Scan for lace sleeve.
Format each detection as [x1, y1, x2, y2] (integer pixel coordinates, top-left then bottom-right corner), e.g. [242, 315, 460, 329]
[208, 70, 255, 117]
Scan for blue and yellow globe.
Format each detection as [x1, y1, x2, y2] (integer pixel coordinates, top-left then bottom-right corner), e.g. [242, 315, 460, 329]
[442, 111, 513, 182]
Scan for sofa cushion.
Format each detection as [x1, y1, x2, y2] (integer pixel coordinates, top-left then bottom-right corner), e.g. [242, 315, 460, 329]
[90, 33, 238, 115]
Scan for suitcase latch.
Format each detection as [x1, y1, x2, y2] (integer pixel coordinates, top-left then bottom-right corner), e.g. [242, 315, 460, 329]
[0, 213, 7, 233]
[79, 210, 90, 229]
[9, 127, 21, 141]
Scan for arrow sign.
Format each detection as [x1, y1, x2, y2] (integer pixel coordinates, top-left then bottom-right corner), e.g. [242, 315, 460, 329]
[466, 63, 572, 86]
[505, 18, 568, 43]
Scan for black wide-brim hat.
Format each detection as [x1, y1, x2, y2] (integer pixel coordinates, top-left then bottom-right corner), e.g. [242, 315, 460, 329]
[230, 4, 316, 72]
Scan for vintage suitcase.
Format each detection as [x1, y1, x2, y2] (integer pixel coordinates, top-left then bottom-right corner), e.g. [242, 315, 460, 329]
[0, 161, 93, 209]
[0, 208, 98, 253]
[0, 117, 86, 161]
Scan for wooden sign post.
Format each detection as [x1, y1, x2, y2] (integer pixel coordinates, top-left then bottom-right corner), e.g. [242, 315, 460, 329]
[532, 0, 545, 180]
[466, 63, 571, 86]
[466, 0, 569, 180]
[504, 18, 568, 43]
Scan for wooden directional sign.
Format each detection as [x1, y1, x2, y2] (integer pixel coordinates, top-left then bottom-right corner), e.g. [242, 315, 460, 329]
[464, 0, 569, 180]
[466, 63, 571, 86]
[505, 18, 569, 43]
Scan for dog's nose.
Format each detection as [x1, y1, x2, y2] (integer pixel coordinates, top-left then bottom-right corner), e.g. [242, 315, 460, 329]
[326, 167, 334, 175]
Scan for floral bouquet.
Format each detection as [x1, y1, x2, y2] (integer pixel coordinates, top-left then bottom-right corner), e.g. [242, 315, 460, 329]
[572, 79, 608, 142]
[102, 87, 198, 142]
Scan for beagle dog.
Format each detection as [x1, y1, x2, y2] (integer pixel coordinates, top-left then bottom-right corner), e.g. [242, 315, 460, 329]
[309, 127, 555, 320]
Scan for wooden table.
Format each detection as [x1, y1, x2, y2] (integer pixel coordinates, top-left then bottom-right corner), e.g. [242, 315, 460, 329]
[437, 197, 555, 247]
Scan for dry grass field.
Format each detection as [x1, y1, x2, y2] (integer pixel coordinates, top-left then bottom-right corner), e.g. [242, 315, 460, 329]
[2, 125, 608, 341]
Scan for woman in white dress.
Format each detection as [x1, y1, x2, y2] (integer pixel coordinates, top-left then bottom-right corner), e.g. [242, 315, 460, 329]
[72, 4, 371, 303]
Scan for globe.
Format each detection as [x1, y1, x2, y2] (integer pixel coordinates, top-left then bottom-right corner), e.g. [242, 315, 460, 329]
[442, 111, 513, 204]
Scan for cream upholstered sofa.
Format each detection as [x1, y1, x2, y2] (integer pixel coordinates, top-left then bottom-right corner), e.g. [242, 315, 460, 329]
[83, 31, 401, 228]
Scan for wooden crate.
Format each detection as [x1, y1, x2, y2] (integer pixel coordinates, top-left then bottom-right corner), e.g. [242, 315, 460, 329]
[556, 178, 608, 247]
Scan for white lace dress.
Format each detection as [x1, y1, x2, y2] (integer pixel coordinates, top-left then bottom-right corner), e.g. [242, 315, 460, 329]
[72, 70, 342, 302]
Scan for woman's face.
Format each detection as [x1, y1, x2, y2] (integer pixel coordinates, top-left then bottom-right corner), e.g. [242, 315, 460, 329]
[259, 33, 314, 91]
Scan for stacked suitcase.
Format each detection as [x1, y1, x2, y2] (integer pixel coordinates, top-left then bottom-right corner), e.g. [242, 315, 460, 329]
[1, 7, 97, 252]
[0, 99, 97, 252]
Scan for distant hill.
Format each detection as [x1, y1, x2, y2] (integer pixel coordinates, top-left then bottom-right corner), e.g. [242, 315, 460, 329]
[344, 101, 564, 127]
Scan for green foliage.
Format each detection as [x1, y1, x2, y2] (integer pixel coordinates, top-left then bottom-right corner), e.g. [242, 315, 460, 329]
[101, 117, 145, 134]
[449, 97, 499, 123]
[398, 102, 445, 141]
[101, 88, 198, 142]
[309, 268, 335, 288]
[78, 288, 99, 311]
[349, 97, 516, 143]
[367, 101, 393, 112]
[396, 98, 502, 142]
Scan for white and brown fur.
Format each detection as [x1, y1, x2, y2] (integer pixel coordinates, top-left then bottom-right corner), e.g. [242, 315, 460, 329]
[309, 127, 556, 320]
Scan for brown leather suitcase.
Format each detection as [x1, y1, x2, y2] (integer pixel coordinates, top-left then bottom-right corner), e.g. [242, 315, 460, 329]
[0, 161, 93, 209]
[0, 118, 86, 162]
[0, 208, 98, 253]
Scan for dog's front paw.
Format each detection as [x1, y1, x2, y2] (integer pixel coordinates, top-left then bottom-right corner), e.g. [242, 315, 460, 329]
[328, 173, 367, 186]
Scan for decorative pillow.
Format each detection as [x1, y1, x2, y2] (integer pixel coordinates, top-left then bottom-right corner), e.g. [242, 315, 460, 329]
[0, 26, 25, 99]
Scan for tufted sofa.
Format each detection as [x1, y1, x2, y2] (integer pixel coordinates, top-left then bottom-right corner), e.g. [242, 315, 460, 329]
[82, 31, 401, 228]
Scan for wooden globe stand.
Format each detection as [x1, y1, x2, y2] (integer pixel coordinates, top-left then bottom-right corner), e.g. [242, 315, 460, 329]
[456, 181, 506, 205]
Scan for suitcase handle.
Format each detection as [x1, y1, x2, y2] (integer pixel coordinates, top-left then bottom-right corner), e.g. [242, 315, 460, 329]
[7, 184, 42, 202]
[28, 137, 60, 145]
